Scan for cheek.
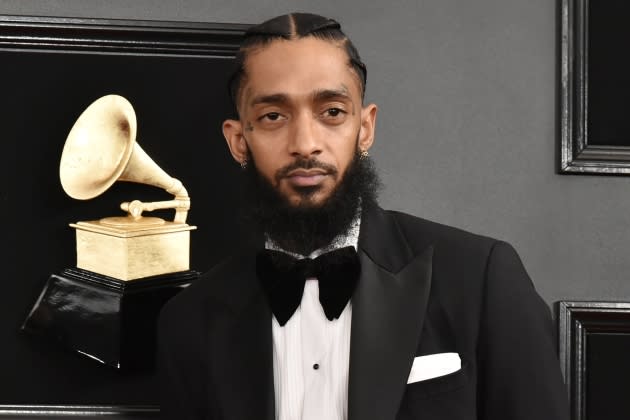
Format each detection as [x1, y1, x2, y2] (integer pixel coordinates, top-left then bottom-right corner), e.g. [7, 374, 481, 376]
[330, 133, 360, 166]
[248, 128, 290, 156]
[248, 145, 288, 183]
[251, 156, 277, 180]
[320, 121, 359, 147]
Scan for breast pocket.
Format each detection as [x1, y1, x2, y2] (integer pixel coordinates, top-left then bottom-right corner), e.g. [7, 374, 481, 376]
[405, 359, 470, 400]
[397, 361, 474, 420]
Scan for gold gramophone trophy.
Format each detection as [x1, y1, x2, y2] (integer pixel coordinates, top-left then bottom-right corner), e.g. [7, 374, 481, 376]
[22, 94, 199, 370]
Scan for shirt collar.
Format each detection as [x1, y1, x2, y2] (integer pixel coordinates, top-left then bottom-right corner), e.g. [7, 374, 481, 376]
[265, 212, 361, 259]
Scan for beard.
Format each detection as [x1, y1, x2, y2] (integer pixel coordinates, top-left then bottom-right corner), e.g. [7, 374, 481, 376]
[241, 148, 381, 256]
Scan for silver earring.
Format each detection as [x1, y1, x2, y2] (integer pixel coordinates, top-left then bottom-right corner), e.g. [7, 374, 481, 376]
[359, 149, 369, 160]
[240, 159, 248, 170]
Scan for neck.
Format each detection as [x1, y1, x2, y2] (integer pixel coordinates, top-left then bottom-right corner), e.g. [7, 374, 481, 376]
[266, 211, 361, 257]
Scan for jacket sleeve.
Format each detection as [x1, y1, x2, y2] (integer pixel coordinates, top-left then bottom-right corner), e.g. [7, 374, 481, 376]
[157, 300, 209, 420]
[477, 241, 570, 420]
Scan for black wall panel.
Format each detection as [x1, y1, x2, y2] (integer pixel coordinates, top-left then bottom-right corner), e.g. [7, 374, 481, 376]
[0, 15, 247, 417]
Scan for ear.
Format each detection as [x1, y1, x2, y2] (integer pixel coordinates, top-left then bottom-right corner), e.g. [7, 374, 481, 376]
[222, 119, 249, 164]
[358, 103, 378, 152]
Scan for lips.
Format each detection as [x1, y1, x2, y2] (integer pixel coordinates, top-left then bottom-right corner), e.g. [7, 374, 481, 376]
[285, 169, 328, 187]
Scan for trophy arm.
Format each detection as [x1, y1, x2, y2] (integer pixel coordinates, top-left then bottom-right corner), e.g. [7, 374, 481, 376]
[164, 178, 190, 224]
[120, 178, 190, 223]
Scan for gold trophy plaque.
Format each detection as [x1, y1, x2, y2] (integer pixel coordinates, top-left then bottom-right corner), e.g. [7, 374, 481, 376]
[22, 94, 199, 370]
[60, 94, 196, 280]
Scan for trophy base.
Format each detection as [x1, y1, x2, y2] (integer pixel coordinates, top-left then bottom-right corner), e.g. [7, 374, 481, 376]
[71, 220, 196, 281]
[21, 267, 198, 371]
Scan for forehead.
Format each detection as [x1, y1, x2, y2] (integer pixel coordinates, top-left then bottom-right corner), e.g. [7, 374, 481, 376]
[241, 37, 362, 104]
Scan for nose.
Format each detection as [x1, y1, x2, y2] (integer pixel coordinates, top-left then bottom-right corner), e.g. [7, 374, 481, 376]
[287, 112, 322, 158]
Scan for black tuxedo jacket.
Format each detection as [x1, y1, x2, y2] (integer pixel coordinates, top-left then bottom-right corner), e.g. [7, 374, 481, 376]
[157, 206, 570, 420]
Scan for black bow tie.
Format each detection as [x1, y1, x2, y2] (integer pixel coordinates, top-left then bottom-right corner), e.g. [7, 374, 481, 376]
[256, 246, 361, 326]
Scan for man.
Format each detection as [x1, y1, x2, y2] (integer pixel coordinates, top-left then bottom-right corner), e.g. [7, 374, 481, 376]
[157, 12, 570, 420]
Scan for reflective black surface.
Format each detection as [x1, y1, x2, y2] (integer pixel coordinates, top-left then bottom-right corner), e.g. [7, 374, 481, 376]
[22, 268, 198, 371]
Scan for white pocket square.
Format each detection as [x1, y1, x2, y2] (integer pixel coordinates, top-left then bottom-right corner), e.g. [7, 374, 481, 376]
[407, 352, 461, 384]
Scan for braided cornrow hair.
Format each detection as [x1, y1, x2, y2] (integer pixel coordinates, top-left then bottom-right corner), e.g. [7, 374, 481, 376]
[227, 12, 367, 112]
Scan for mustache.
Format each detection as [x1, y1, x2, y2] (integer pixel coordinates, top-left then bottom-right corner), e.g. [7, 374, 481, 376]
[275, 158, 338, 180]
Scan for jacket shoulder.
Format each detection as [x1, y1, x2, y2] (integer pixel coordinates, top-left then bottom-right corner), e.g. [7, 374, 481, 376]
[385, 209, 499, 255]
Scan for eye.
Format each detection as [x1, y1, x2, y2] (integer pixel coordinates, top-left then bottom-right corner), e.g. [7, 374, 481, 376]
[319, 107, 348, 125]
[325, 108, 345, 117]
[261, 112, 281, 121]
[254, 110, 287, 130]
[256, 111, 285, 123]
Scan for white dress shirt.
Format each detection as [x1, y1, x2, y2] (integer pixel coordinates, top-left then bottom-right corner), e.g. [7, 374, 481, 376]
[267, 218, 360, 420]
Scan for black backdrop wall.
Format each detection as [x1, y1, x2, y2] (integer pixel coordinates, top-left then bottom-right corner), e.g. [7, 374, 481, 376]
[0, 16, 247, 416]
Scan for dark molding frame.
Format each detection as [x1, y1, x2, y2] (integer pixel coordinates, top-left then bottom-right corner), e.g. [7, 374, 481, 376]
[0, 405, 158, 418]
[557, 300, 630, 420]
[0, 14, 248, 419]
[559, 0, 630, 175]
[0, 14, 248, 56]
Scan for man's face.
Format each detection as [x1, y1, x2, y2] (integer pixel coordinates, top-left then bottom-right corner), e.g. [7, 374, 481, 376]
[223, 37, 377, 208]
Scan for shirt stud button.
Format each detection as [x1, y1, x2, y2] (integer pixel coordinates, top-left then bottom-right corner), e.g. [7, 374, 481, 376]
[313, 363, 320, 370]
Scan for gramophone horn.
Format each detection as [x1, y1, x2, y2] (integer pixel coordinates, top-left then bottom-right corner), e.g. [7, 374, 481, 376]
[59, 94, 190, 223]
[60, 95, 137, 200]
[59, 95, 137, 200]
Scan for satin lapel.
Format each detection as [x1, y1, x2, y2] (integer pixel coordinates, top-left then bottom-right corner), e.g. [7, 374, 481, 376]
[348, 207, 433, 420]
[209, 255, 275, 420]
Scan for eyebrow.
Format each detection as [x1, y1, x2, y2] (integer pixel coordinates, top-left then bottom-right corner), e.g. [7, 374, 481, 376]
[312, 86, 352, 102]
[248, 86, 353, 108]
[249, 93, 289, 107]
